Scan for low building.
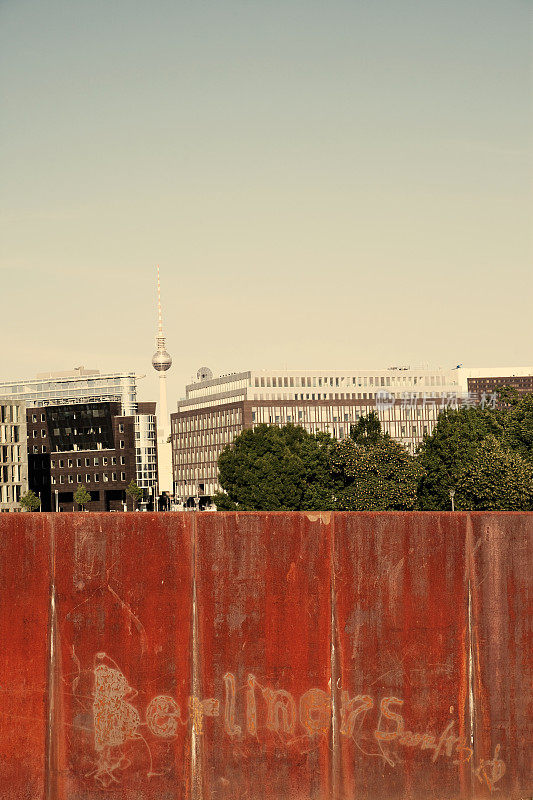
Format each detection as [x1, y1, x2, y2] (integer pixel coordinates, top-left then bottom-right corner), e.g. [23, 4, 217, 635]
[170, 367, 466, 504]
[0, 399, 28, 512]
[27, 401, 157, 511]
[170, 365, 533, 505]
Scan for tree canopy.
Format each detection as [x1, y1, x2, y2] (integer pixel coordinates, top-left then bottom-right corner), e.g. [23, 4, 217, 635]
[126, 480, 143, 508]
[19, 489, 41, 512]
[331, 425, 423, 511]
[214, 423, 337, 511]
[455, 435, 533, 511]
[416, 406, 504, 510]
[74, 485, 92, 511]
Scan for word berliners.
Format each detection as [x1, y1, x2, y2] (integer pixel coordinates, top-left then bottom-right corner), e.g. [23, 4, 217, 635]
[91, 653, 505, 792]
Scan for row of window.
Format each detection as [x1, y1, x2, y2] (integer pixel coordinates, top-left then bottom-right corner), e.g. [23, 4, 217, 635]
[51, 455, 126, 469]
[253, 375, 448, 389]
[51, 472, 127, 485]
[173, 410, 242, 433]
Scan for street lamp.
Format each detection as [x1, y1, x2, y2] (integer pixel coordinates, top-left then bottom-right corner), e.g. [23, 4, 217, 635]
[449, 488, 455, 512]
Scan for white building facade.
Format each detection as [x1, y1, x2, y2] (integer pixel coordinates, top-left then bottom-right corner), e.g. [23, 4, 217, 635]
[0, 399, 28, 512]
[171, 365, 533, 503]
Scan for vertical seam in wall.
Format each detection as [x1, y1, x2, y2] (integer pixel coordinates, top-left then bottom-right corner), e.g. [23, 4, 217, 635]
[465, 514, 476, 793]
[330, 512, 340, 800]
[45, 520, 57, 800]
[190, 513, 202, 800]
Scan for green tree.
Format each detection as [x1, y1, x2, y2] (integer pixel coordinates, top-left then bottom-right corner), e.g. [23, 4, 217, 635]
[126, 480, 143, 510]
[499, 390, 533, 462]
[349, 411, 386, 445]
[416, 406, 504, 510]
[74, 485, 92, 511]
[455, 435, 533, 511]
[214, 424, 337, 511]
[331, 434, 424, 511]
[19, 489, 41, 512]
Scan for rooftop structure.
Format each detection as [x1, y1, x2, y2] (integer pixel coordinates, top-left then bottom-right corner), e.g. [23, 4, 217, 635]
[0, 367, 143, 416]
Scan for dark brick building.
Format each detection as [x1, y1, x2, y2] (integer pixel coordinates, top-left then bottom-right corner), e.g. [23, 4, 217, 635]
[467, 375, 533, 398]
[27, 401, 157, 511]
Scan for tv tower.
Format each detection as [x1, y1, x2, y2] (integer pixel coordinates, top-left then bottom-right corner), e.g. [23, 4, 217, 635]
[152, 266, 173, 496]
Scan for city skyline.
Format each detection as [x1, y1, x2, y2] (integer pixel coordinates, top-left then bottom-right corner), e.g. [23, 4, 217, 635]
[1, 0, 531, 408]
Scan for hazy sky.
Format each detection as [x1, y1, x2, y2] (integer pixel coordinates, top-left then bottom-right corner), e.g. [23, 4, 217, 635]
[1, 0, 531, 406]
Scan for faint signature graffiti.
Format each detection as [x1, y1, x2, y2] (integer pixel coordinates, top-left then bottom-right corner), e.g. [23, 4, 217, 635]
[88, 654, 505, 792]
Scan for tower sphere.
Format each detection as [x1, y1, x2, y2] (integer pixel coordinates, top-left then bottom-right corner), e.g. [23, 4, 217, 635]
[152, 350, 172, 371]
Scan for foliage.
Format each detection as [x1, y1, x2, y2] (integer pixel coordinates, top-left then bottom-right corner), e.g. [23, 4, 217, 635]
[331, 434, 424, 511]
[19, 489, 41, 512]
[214, 424, 338, 511]
[74, 485, 92, 511]
[126, 480, 143, 508]
[349, 411, 386, 445]
[499, 390, 533, 462]
[455, 435, 533, 511]
[416, 406, 504, 510]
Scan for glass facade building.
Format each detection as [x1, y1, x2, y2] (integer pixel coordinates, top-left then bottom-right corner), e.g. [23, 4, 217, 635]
[0, 368, 139, 416]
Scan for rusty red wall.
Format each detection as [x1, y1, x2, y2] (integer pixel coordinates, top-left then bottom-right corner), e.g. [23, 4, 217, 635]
[0, 512, 531, 800]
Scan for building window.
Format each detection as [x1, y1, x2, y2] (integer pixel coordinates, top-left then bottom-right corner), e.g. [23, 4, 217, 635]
[112, 472, 117, 481]
[103, 457, 108, 466]
[120, 456, 125, 465]
[120, 472, 126, 481]
[119, 440, 125, 449]
[119, 424, 125, 433]
[93, 458, 99, 466]
[42, 445, 47, 453]
[111, 457, 117, 465]
[103, 473, 108, 482]
[94, 474, 99, 482]
[76, 475, 81, 483]
[76, 458, 81, 467]
[41, 429, 46, 438]
[86, 474, 91, 482]
[32, 414, 37, 423]
[41, 413, 46, 422]
[85, 458, 90, 467]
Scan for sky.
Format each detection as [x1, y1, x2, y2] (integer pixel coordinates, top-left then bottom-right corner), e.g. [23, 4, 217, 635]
[1, 0, 531, 407]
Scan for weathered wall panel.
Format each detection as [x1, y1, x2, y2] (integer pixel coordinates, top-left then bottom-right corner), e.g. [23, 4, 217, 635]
[194, 512, 333, 800]
[469, 514, 532, 799]
[333, 513, 471, 800]
[0, 515, 50, 800]
[51, 513, 194, 799]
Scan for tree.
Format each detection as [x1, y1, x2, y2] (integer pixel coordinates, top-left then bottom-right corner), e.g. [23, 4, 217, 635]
[349, 411, 386, 445]
[416, 406, 504, 510]
[74, 485, 92, 511]
[499, 390, 533, 462]
[331, 434, 424, 511]
[454, 435, 533, 511]
[19, 489, 41, 512]
[214, 424, 337, 511]
[126, 480, 143, 510]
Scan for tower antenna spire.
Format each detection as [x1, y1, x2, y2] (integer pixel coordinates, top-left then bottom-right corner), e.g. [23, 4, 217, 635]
[157, 264, 163, 336]
[152, 265, 173, 497]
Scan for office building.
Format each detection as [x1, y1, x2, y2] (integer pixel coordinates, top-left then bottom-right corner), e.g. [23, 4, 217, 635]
[171, 367, 465, 503]
[27, 401, 157, 511]
[0, 367, 159, 507]
[171, 365, 533, 504]
[467, 374, 533, 397]
[0, 399, 28, 512]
